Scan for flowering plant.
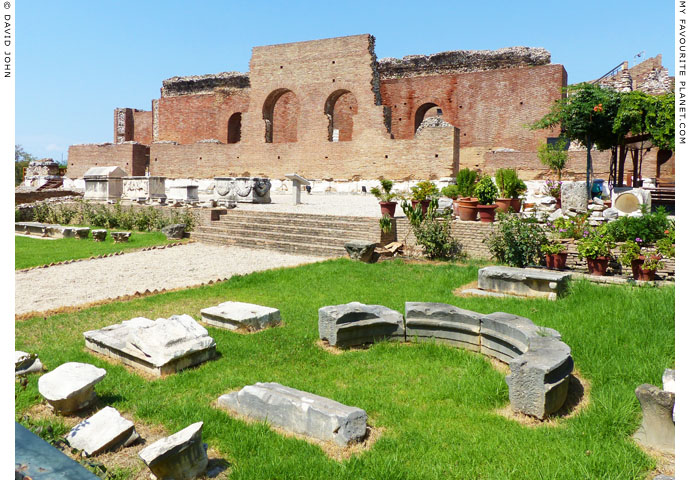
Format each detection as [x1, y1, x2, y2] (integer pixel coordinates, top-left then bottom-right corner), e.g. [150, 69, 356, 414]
[544, 179, 562, 198]
[541, 240, 567, 255]
[576, 229, 615, 259]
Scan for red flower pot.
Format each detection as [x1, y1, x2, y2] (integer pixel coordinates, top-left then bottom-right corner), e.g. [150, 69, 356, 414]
[510, 198, 522, 213]
[411, 199, 431, 215]
[545, 252, 568, 270]
[379, 201, 397, 217]
[555, 198, 562, 210]
[495, 198, 512, 213]
[456, 198, 478, 221]
[630, 256, 645, 280]
[638, 268, 657, 282]
[476, 204, 498, 223]
[586, 257, 609, 276]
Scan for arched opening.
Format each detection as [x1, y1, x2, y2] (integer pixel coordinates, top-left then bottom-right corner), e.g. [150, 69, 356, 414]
[263, 89, 299, 143]
[414, 102, 442, 135]
[227, 112, 242, 144]
[324, 90, 358, 142]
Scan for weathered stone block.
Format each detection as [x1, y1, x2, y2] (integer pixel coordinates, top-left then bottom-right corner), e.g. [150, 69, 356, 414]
[169, 185, 199, 203]
[15, 351, 43, 376]
[560, 181, 588, 213]
[200, 301, 281, 332]
[66, 406, 138, 456]
[139, 422, 208, 480]
[162, 223, 186, 239]
[479, 312, 560, 363]
[634, 384, 675, 453]
[234, 177, 271, 204]
[404, 302, 481, 350]
[92, 230, 107, 242]
[122, 176, 166, 202]
[506, 336, 573, 419]
[218, 382, 367, 446]
[477, 266, 571, 300]
[111, 231, 131, 243]
[83, 166, 126, 201]
[344, 240, 377, 263]
[38, 362, 106, 414]
[318, 302, 404, 347]
[74, 227, 91, 239]
[84, 315, 216, 376]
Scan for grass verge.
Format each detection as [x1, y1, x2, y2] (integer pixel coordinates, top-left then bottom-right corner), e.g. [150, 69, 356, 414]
[15, 259, 674, 479]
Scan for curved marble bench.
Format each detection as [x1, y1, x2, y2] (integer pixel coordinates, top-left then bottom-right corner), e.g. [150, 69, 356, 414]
[318, 301, 573, 419]
[318, 302, 404, 348]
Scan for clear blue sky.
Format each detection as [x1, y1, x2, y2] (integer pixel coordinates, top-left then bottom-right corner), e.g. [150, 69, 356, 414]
[16, 0, 675, 162]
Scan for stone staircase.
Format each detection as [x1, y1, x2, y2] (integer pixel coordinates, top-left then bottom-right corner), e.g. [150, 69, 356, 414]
[191, 209, 381, 257]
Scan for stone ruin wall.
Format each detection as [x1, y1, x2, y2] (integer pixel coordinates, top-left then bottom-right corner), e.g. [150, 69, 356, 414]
[598, 55, 673, 95]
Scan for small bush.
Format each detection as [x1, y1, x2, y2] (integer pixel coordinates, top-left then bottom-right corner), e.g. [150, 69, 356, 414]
[412, 215, 462, 260]
[475, 176, 498, 205]
[600, 206, 671, 244]
[484, 213, 547, 267]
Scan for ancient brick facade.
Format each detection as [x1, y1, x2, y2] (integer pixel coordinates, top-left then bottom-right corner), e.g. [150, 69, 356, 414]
[68, 34, 669, 182]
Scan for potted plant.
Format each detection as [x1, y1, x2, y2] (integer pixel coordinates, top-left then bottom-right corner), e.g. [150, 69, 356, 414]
[495, 168, 526, 213]
[475, 175, 499, 223]
[544, 180, 562, 210]
[455, 168, 479, 221]
[639, 252, 664, 282]
[576, 230, 615, 276]
[541, 240, 568, 270]
[441, 184, 461, 216]
[410, 180, 438, 215]
[619, 239, 644, 279]
[371, 179, 398, 217]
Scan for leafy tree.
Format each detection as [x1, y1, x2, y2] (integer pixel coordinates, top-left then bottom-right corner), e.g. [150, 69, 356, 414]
[537, 137, 569, 181]
[644, 93, 675, 151]
[15, 145, 37, 186]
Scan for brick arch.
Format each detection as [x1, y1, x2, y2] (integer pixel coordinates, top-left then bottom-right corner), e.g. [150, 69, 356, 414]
[227, 112, 242, 144]
[414, 102, 442, 134]
[324, 90, 358, 142]
[263, 89, 299, 143]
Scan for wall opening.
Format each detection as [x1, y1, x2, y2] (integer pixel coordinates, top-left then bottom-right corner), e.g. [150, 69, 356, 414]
[324, 90, 358, 142]
[263, 89, 299, 143]
[414, 102, 442, 135]
[227, 113, 242, 144]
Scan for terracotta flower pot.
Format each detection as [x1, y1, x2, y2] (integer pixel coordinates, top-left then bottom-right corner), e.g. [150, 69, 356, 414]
[379, 201, 397, 217]
[555, 198, 562, 210]
[638, 268, 657, 282]
[495, 198, 512, 213]
[451, 199, 461, 216]
[630, 256, 645, 280]
[545, 252, 568, 270]
[586, 257, 609, 276]
[476, 204, 498, 223]
[411, 199, 431, 215]
[510, 198, 522, 213]
[456, 198, 478, 221]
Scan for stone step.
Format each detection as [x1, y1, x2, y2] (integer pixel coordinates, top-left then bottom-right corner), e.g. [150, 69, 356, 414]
[219, 209, 380, 223]
[189, 232, 345, 257]
[194, 225, 372, 248]
[212, 215, 380, 231]
[198, 221, 377, 241]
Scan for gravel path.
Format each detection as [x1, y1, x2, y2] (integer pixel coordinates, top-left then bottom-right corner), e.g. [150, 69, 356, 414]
[229, 193, 382, 217]
[15, 243, 323, 315]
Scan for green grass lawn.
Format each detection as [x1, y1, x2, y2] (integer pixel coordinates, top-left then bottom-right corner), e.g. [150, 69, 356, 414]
[15, 230, 182, 269]
[15, 259, 674, 479]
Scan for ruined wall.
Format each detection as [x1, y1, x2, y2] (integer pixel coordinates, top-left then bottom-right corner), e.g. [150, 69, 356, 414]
[132, 111, 153, 144]
[597, 55, 673, 95]
[379, 64, 566, 150]
[67, 143, 149, 178]
[114, 108, 152, 145]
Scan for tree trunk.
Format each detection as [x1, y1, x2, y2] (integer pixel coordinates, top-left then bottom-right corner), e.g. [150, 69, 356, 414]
[617, 144, 627, 186]
[586, 137, 592, 200]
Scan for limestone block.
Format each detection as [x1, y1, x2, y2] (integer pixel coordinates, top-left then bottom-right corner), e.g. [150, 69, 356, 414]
[663, 369, 675, 393]
[92, 230, 107, 242]
[111, 232, 131, 243]
[200, 301, 281, 332]
[318, 302, 404, 347]
[15, 351, 43, 375]
[162, 223, 186, 239]
[634, 384, 675, 453]
[66, 406, 138, 456]
[479, 312, 560, 363]
[560, 182, 588, 213]
[122, 176, 166, 201]
[547, 209, 563, 222]
[404, 302, 481, 350]
[84, 315, 216, 376]
[139, 422, 208, 480]
[38, 362, 106, 414]
[169, 185, 199, 203]
[477, 266, 571, 301]
[233, 177, 272, 204]
[74, 227, 91, 239]
[344, 240, 377, 263]
[506, 336, 573, 419]
[603, 208, 619, 221]
[218, 382, 367, 446]
[84, 166, 125, 201]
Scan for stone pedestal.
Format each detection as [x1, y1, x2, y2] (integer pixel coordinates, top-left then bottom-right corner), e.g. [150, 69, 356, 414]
[285, 173, 310, 205]
[477, 266, 571, 300]
[169, 185, 199, 204]
[37, 362, 107, 414]
[560, 181, 588, 213]
[83, 166, 126, 201]
[634, 384, 675, 453]
[122, 176, 167, 202]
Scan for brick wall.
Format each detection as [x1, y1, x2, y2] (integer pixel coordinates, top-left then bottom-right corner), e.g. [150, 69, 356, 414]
[67, 143, 150, 178]
[133, 111, 153, 144]
[394, 217, 495, 259]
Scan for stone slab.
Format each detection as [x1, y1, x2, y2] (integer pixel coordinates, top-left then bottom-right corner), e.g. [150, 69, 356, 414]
[139, 422, 208, 480]
[218, 382, 367, 446]
[404, 302, 481, 351]
[84, 315, 216, 376]
[200, 301, 281, 332]
[480, 312, 560, 363]
[344, 240, 377, 263]
[162, 223, 186, 239]
[460, 289, 518, 299]
[66, 406, 137, 456]
[15, 351, 43, 375]
[477, 266, 571, 300]
[560, 181, 588, 212]
[38, 362, 106, 414]
[318, 302, 404, 348]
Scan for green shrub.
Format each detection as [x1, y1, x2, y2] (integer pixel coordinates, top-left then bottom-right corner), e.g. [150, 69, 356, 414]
[618, 239, 642, 266]
[410, 180, 439, 201]
[484, 213, 547, 267]
[600, 206, 671, 244]
[540, 240, 567, 255]
[371, 179, 397, 202]
[475, 176, 498, 205]
[495, 168, 526, 199]
[456, 168, 478, 198]
[576, 229, 616, 259]
[412, 214, 462, 260]
[440, 184, 460, 199]
[548, 214, 590, 239]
